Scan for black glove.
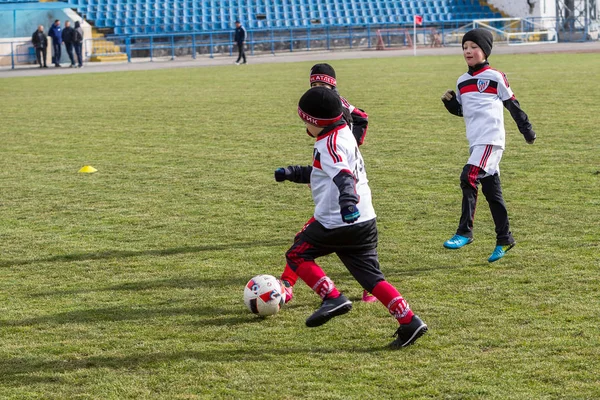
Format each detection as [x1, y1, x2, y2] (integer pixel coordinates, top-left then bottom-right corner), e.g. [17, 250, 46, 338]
[442, 90, 462, 116]
[524, 130, 536, 144]
[340, 204, 360, 224]
[275, 167, 291, 182]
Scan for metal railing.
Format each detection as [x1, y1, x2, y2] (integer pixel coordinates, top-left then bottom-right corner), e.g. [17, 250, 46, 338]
[87, 22, 472, 61]
[0, 40, 35, 69]
[2, 18, 598, 69]
[0, 40, 90, 69]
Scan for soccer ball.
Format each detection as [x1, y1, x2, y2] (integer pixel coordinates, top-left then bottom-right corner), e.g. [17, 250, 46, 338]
[243, 274, 286, 316]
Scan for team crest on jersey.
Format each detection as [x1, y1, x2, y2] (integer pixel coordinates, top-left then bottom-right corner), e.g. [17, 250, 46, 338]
[477, 79, 490, 93]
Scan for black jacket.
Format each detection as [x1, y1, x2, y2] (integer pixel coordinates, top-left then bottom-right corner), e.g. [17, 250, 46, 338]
[234, 26, 246, 43]
[62, 26, 75, 44]
[32, 30, 48, 49]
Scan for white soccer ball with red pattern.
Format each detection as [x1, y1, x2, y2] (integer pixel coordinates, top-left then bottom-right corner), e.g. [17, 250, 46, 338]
[243, 274, 286, 316]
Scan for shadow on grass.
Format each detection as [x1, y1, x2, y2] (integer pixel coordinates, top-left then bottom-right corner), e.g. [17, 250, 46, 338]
[0, 344, 388, 387]
[28, 262, 464, 299]
[30, 276, 251, 298]
[0, 239, 289, 269]
[389, 264, 466, 276]
[2, 304, 268, 328]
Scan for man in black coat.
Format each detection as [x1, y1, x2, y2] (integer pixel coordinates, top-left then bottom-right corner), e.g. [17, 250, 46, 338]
[31, 25, 48, 68]
[234, 20, 247, 65]
[62, 20, 76, 67]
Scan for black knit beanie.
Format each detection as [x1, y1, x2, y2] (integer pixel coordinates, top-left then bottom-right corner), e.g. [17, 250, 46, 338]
[462, 28, 493, 58]
[298, 86, 343, 127]
[309, 63, 337, 87]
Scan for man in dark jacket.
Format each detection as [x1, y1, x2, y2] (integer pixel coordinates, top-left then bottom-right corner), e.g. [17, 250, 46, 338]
[73, 21, 84, 68]
[31, 25, 48, 68]
[48, 19, 62, 67]
[62, 20, 76, 67]
[234, 20, 247, 65]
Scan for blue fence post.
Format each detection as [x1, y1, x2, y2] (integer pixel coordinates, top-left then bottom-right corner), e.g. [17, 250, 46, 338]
[150, 36, 153, 61]
[126, 36, 131, 62]
[349, 26, 353, 49]
[229, 32, 233, 56]
[270, 29, 274, 54]
[250, 31, 254, 55]
[367, 25, 371, 48]
[170, 35, 175, 60]
[210, 32, 213, 58]
[307, 27, 310, 50]
[290, 29, 293, 52]
[192, 34, 196, 59]
[441, 26, 445, 46]
[10, 41, 15, 70]
[326, 26, 330, 50]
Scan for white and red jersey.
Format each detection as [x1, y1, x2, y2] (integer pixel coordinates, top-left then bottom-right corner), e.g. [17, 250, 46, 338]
[340, 95, 369, 146]
[340, 95, 357, 114]
[455, 66, 514, 149]
[311, 123, 376, 229]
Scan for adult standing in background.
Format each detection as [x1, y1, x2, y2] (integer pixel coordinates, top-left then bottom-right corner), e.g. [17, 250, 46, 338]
[62, 21, 76, 68]
[48, 20, 62, 67]
[73, 21, 84, 68]
[234, 20, 247, 65]
[31, 25, 48, 68]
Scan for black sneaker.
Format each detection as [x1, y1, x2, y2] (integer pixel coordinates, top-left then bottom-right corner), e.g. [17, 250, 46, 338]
[305, 294, 352, 327]
[389, 315, 428, 349]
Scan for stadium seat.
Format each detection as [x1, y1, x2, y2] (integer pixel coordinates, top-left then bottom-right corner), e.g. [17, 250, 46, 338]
[67, 0, 499, 34]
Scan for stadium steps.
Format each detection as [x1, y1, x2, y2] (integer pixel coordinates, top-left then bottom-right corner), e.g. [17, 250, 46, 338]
[89, 27, 127, 62]
[89, 54, 128, 62]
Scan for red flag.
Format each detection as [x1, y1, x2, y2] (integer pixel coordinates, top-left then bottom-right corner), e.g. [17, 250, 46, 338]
[414, 15, 423, 25]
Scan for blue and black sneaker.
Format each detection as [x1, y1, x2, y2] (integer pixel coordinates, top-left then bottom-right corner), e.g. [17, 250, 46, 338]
[488, 243, 516, 263]
[443, 234, 473, 249]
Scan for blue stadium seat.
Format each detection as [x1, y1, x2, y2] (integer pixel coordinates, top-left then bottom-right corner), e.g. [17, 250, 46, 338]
[69, 0, 499, 33]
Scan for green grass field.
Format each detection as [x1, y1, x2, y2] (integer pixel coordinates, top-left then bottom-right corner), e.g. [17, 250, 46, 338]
[0, 52, 599, 399]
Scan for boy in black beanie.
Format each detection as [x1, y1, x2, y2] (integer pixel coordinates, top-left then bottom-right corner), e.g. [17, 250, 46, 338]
[279, 63, 377, 303]
[274, 86, 427, 348]
[441, 28, 536, 262]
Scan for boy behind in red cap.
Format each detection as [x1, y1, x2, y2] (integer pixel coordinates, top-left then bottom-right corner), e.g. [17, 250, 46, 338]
[441, 28, 536, 262]
[279, 63, 377, 303]
[274, 86, 427, 348]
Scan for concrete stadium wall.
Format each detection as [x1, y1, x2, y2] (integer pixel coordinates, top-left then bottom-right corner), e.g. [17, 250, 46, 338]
[0, 36, 50, 67]
[0, 8, 92, 66]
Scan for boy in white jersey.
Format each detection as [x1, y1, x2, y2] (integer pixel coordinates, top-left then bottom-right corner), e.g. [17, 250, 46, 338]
[274, 87, 427, 348]
[441, 28, 536, 262]
[278, 63, 377, 304]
